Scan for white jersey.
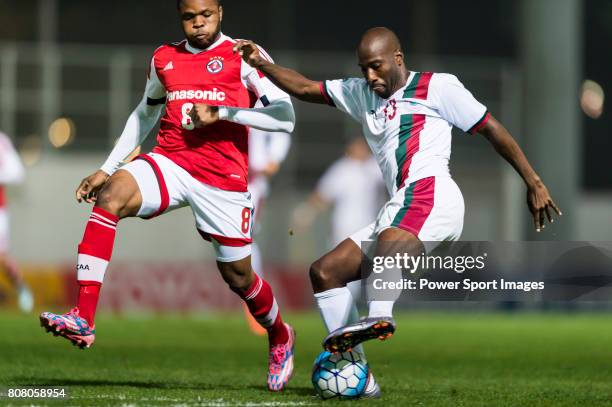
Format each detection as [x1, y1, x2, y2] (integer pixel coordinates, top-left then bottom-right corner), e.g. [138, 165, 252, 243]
[322, 72, 489, 196]
[316, 156, 385, 246]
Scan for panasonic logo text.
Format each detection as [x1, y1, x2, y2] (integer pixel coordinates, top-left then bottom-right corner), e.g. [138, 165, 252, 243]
[167, 88, 226, 102]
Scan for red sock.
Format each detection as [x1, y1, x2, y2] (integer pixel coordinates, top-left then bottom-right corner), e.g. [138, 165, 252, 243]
[241, 274, 288, 345]
[75, 207, 119, 326]
[77, 282, 101, 326]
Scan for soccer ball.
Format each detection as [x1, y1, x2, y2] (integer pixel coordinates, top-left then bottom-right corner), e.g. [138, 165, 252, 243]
[311, 350, 369, 399]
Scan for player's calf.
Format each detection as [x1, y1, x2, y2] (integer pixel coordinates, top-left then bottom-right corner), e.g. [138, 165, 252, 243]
[40, 206, 114, 349]
[217, 256, 254, 294]
[217, 252, 294, 390]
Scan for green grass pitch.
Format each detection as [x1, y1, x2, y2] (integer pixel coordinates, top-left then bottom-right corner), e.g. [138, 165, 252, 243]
[1, 311, 612, 406]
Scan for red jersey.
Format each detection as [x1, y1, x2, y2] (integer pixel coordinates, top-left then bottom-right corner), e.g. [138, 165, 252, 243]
[145, 34, 287, 192]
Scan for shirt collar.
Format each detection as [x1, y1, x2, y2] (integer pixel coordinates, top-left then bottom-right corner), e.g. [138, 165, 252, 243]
[184, 32, 227, 54]
[372, 71, 415, 101]
[390, 72, 415, 99]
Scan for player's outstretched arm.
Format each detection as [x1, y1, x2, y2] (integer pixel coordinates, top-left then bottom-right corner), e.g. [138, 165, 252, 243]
[189, 98, 295, 133]
[233, 40, 327, 104]
[477, 115, 562, 232]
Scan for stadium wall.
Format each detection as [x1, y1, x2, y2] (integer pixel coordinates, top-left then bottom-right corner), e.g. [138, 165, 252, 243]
[9, 156, 612, 265]
[1, 156, 610, 311]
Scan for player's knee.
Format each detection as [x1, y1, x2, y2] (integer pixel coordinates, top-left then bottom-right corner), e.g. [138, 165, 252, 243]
[96, 175, 140, 218]
[96, 181, 134, 219]
[310, 257, 342, 292]
[96, 187, 124, 216]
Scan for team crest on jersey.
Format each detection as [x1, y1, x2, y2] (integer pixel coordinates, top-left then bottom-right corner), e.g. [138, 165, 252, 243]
[207, 57, 224, 74]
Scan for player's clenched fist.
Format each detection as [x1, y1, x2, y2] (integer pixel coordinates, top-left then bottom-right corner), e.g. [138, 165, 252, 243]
[75, 170, 109, 203]
[188, 103, 219, 128]
[233, 40, 264, 68]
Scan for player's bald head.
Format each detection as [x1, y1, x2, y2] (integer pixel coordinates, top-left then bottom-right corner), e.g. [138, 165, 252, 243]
[357, 27, 403, 61]
[177, 0, 221, 9]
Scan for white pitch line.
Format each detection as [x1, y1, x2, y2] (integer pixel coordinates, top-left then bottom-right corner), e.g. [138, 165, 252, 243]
[76, 394, 315, 407]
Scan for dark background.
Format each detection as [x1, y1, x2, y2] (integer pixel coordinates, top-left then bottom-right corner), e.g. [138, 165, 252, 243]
[0, 0, 609, 189]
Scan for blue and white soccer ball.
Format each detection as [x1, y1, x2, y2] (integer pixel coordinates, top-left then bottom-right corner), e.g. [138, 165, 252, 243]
[311, 350, 369, 399]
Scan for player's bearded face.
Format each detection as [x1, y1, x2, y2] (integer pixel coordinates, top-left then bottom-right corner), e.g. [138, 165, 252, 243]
[179, 0, 223, 49]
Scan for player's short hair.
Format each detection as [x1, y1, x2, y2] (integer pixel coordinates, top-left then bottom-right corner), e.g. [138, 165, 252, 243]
[177, 0, 221, 9]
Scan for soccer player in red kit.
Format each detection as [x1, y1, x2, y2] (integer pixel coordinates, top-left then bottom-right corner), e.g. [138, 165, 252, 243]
[40, 0, 296, 391]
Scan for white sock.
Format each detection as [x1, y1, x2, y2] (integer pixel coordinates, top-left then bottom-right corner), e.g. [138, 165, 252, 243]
[346, 280, 362, 303]
[365, 262, 401, 319]
[314, 287, 353, 333]
[368, 300, 394, 318]
[315, 286, 366, 357]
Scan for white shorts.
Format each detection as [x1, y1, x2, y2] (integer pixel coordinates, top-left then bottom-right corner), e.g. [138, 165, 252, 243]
[0, 209, 9, 252]
[121, 153, 254, 262]
[350, 176, 464, 252]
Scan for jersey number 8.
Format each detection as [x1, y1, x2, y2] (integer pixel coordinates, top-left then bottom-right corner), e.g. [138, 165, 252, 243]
[241, 207, 252, 234]
[181, 102, 195, 130]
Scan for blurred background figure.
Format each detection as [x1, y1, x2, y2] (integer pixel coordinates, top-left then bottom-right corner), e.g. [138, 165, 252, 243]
[291, 137, 386, 306]
[250, 128, 292, 276]
[246, 128, 291, 334]
[291, 137, 385, 249]
[0, 130, 32, 313]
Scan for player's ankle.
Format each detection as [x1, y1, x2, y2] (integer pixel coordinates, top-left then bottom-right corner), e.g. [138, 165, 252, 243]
[72, 306, 93, 326]
[268, 321, 289, 346]
[84, 316, 95, 327]
[367, 300, 394, 318]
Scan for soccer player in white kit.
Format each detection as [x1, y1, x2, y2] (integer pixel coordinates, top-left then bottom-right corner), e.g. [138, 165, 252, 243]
[234, 26, 561, 389]
[291, 137, 387, 396]
[291, 136, 385, 330]
[0, 131, 33, 313]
